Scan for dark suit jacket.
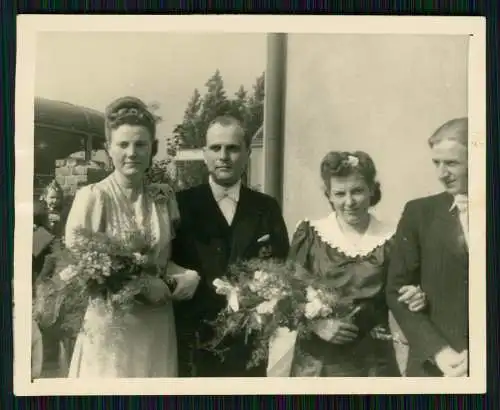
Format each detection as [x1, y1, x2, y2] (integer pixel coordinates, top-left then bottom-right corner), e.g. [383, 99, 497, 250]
[386, 192, 469, 377]
[171, 183, 290, 376]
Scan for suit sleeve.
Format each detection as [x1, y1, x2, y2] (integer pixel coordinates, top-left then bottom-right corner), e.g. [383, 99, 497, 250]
[386, 202, 449, 362]
[268, 197, 290, 260]
[170, 193, 198, 271]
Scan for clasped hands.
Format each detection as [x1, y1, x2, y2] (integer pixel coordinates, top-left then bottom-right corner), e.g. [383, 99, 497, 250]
[396, 286, 468, 376]
[313, 284, 426, 344]
[141, 268, 200, 304]
[399, 286, 467, 376]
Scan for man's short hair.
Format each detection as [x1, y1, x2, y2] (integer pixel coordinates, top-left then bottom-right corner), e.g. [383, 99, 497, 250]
[206, 115, 251, 148]
[428, 117, 468, 149]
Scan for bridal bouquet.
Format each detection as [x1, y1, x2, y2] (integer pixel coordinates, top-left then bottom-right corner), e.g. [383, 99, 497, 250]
[205, 259, 361, 376]
[58, 227, 169, 306]
[34, 227, 172, 337]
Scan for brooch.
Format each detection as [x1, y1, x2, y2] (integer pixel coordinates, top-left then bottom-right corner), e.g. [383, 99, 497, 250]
[147, 184, 172, 205]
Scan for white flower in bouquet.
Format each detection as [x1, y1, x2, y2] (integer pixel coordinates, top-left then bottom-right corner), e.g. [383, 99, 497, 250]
[101, 255, 112, 277]
[213, 278, 240, 312]
[304, 286, 333, 319]
[267, 286, 288, 299]
[306, 286, 319, 301]
[248, 270, 290, 301]
[252, 312, 263, 326]
[254, 270, 270, 282]
[248, 270, 270, 292]
[132, 252, 148, 265]
[304, 298, 324, 319]
[255, 298, 279, 315]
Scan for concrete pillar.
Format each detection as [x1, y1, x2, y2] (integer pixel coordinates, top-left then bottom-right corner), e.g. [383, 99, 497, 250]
[263, 33, 287, 206]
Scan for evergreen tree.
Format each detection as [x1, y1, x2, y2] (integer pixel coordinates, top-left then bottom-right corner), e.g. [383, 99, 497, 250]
[247, 72, 265, 143]
[197, 69, 232, 145]
[173, 88, 202, 149]
[168, 70, 266, 190]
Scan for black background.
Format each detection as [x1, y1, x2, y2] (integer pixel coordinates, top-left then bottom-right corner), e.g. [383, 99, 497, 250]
[1, 2, 497, 408]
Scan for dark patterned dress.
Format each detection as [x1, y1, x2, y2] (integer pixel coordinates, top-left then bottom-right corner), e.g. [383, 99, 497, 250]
[288, 212, 401, 377]
[32, 200, 72, 377]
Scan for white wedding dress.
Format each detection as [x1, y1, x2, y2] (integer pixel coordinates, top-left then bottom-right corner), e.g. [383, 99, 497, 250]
[63, 175, 178, 378]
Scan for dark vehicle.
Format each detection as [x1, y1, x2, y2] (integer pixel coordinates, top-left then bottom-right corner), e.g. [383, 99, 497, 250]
[34, 97, 106, 196]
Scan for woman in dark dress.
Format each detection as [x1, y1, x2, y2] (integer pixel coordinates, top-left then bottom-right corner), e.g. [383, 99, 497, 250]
[32, 180, 69, 281]
[288, 151, 425, 377]
[32, 180, 72, 377]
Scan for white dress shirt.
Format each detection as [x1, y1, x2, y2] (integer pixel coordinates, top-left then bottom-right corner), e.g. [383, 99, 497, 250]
[450, 194, 468, 246]
[209, 177, 241, 225]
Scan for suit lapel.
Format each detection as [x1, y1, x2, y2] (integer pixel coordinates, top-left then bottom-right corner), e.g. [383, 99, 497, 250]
[229, 187, 260, 262]
[195, 184, 230, 237]
[433, 193, 469, 261]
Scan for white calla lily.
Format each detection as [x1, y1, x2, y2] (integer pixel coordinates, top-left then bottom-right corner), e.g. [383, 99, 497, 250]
[213, 278, 240, 312]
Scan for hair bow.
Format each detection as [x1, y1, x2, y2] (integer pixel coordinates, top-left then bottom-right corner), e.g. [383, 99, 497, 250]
[345, 155, 359, 167]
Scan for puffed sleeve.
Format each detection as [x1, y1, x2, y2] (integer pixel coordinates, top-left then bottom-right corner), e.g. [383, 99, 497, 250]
[153, 183, 180, 240]
[287, 220, 314, 271]
[64, 184, 105, 250]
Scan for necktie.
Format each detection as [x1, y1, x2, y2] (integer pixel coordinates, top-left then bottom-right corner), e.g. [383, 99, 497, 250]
[455, 196, 468, 245]
[218, 195, 236, 225]
[213, 187, 237, 225]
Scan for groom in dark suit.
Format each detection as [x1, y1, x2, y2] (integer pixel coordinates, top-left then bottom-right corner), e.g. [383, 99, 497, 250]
[386, 117, 469, 377]
[172, 115, 290, 377]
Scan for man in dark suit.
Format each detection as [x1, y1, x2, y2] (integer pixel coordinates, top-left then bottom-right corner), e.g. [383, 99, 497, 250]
[172, 115, 290, 377]
[386, 117, 469, 377]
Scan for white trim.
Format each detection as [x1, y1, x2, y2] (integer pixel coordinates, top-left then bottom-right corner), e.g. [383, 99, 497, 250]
[299, 212, 395, 257]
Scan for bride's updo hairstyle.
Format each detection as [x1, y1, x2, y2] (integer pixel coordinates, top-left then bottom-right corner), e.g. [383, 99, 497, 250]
[320, 150, 382, 207]
[104, 96, 159, 160]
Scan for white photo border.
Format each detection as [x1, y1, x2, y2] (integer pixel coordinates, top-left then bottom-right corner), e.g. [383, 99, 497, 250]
[14, 14, 486, 395]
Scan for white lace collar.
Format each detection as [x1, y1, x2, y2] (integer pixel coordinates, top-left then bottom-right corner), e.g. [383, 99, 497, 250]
[307, 212, 395, 257]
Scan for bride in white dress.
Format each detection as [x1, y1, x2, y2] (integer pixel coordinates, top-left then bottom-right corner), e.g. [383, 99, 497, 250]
[63, 96, 199, 378]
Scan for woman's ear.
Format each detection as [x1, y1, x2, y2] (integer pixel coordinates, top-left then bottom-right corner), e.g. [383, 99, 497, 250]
[321, 182, 330, 201]
[369, 183, 375, 198]
[103, 143, 114, 170]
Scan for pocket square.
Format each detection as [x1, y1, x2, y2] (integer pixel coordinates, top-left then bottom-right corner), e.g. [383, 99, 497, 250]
[257, 234, 270, 243]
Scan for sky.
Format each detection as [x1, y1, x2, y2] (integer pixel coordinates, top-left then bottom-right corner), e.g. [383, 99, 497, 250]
[35, 32, 267, 159]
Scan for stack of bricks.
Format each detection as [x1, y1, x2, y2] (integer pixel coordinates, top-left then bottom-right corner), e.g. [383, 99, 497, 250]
[55, 158, 109, 196]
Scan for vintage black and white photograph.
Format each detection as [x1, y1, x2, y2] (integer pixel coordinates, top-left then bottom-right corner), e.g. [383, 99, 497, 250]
[14, 15, 486, 395]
